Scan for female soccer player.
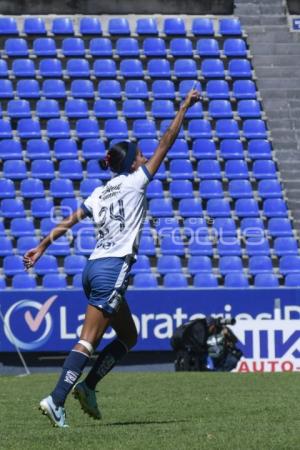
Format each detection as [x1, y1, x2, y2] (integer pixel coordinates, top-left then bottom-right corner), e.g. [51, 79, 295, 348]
[23, 88, 200, 428]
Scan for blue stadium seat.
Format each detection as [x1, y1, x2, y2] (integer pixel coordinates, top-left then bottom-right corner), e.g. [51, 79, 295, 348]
[11, 218, 35, 237]
[138, 139, 158, 158]
[0, 179, 15, 199]
[185, 102, 203, 119]
[229, 180, 253, 198]
[258, 180, 282, 199]
[79, 17, 102, 35]
[188, 256, 212, 274]
[238, 100, 261, 118]
[170, 159, 194, 180]
[228, 59, 252, 78]
[207, 199, 231, 217]
[170, 38, 193, 56]
[71, 80, 94, 98]
[33, 38, 57, 56]
[147, 59, 171, 78]
[130, 255, 151, 275]
[36, 99, 60, 118]
[125, 80, 148, 99]
[71, 220, 95, 237]
[209, 100, 233, 118]
[86, 160, 111, 180]
[170, 180, 193, 199]
[64, 255, 87, 275]
[164, 18, 186, 35]
[143, 38, 166, 56]
[201, 59, 225, 78]
[31, 159, 55, 179]
[47, 236, 70, 256]
[98, 80, 121, 99]
[21, 178, 44, 198]
[136, 18, 158, 35]
[0, 221, 7, 235]
[50, 179, 74, 198]
[246, 237, 270, 256]
[274, 237, 298, 256]
[66, 59, 90, 78]
[249, 256, 273, 275]
[146, 179, 164, 199]
[0, 17, 18, 35]
[73, 273, 83, 288]
[76, 119, 100, 139]
[108, 18, 130, 35]
[216, 119, 240, 139]
[196, 38, 220, 56]
[188, 119, 212, 139]
[149, 199, 173, 217]
[161, 120, 184, 138]
[194, 273, 218, 288]
[65, 99, 89, 118]
[89, 38, 112, 56]
[3, 255, 24, 276]
[39, 58, 63, 77]
[94, 99, 117, 118]
[225, 160, 248, 179]
[168, 139, 189, 158]
[82, 139, 105, 159]
[280, 255, 300, 275]
[268, 218, 293, 238]
[189, 237, 214, 256]
[253, 160, 276, 179]
[0, 60, 8, 77]
[16, 79, 39, 99]
[31, 198, 54, 218]
[155, 217, 180, 235]
[197, 160, 221, 179]
[192, 18, 214, 35]
[133, 273, 158, 288]
[214, 218, 237, 237]
[164, 273, 188, 288]
[43, 274, 67, 289]
[240, 218, 264, 238]
[0, 139, 22, 159]
[183, 217, 208, 237]
[26, 139, 50, 159]
[233, 80, 257, 99]
[12, 59, 35, 77]
[243, 120, 267, 139]
[150, 163, 167, 180]
[178, 80, 202, 98]
[225, 273, 249, 287]
[157, 255, 182, 275]
[255, 273, 279, 287]
[220, 139, 243, 159]
[151, 100, 175, 118]
[199, 180, 223, 199]
[0, 236, 13, 255]
[192, 139, 216, 159]
[116, 38, 139, 57]
[138, 236, 156, 256]
[285, 274, 300, 287]
[24, 17, 46, 35]
[52, 18, 74, 35]
[59, 159, 83, 180]
[0, 119, 12, 138]
[17, 236, 39, 253]
[123, 99, 146, 118]
[161, 236, 184, 256]
[219, 19, 242, 36]
[12, 274, 37, 289]
[62, 38, 85, 56]
[174, 59, 197, 78]
[5, 38, 28, 56]
[47, 119, 70, 139]
[219, 256, 243, 275]
[206, 80, 230, 99]
[40, 218, 57, 236]
[235, 199, 259, 217]
[133, 119, 157, 139]
[105, 119, 128, 139]
[43, 79, 66, 98]
[179, 199, 203, 217]
[223, 38, 247, 56]
[248, 139, 272, 159]
[93, 59, 117, 78]
[3, 160, 26, 179]
[80, 179, 102, 196]
[0, 80, 13, 98]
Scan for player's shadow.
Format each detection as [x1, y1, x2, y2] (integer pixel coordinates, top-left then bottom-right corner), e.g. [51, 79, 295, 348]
[102, 419, 189, 427]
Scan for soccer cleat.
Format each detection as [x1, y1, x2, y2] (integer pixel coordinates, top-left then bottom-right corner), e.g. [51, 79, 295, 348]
[72, 380, 102, 420]
[39, 395, 68, 428]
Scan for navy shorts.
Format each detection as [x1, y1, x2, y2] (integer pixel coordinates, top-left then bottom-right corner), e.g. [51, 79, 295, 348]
[82, 256, 132, 315]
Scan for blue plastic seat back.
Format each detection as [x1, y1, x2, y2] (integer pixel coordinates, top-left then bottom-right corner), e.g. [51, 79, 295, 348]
[89, 38, 112, 56]
[192, 18, 214, 35]
[80, 17, 102, 35]
[136, 18, 158, 35]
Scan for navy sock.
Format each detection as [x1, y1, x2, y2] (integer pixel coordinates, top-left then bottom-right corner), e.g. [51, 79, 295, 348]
[51, 350, 90, 406]
[85, 339, 128, 390]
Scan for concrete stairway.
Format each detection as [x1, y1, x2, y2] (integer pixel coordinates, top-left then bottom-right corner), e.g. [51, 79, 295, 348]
[235, 0, 300, 235]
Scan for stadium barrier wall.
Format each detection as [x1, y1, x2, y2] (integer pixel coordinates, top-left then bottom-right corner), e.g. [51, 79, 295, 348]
[1, 289, 300, 372]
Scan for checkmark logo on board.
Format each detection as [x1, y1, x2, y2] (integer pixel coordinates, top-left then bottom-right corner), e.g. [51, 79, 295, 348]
[24, 296, 58, 332]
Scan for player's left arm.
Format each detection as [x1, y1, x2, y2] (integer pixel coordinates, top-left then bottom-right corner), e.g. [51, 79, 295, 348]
[23, 207, 87, 269]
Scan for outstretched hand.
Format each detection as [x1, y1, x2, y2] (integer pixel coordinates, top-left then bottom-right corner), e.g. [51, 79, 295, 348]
[182, 89, 201, 109]
[23, 246, 44, 270]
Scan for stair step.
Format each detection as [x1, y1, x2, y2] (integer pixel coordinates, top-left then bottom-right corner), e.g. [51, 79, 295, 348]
[253, 55, 300, 66]
[241, 15, 287, 26]
[250, 43, 300, 55]
[256, 67, 300, 77]
[258, 78, 300, 89]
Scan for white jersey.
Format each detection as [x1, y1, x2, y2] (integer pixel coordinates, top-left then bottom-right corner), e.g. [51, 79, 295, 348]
[81, 166, 151, 260]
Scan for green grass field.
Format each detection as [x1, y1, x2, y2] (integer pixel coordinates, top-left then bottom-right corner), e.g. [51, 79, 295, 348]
[1, 372, 299, 450]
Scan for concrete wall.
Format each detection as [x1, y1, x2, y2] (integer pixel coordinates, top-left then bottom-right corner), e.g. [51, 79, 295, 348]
[287, 0, 300, 14]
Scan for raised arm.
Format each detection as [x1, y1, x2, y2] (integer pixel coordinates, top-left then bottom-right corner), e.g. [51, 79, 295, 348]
[145, 89, 201, 177]
[23, 207, 87, 269]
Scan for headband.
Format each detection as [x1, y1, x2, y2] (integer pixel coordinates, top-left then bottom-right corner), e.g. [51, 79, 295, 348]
[119, 141, 137, 173]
